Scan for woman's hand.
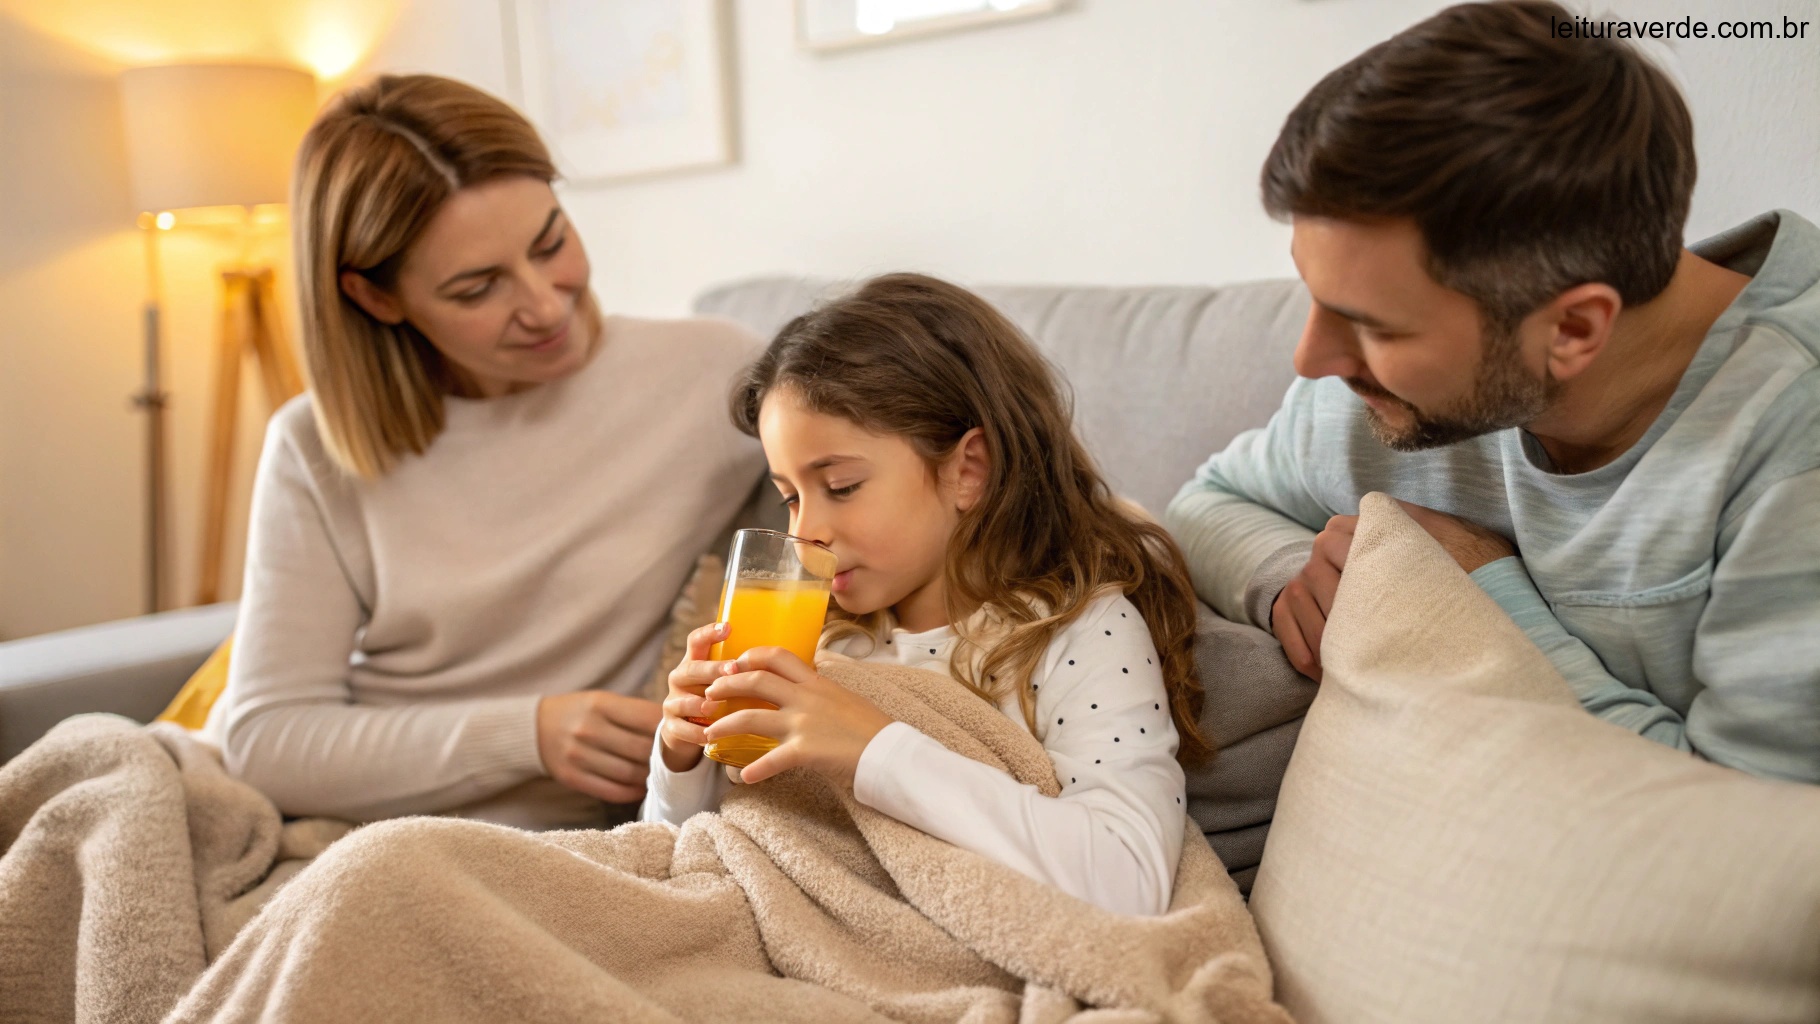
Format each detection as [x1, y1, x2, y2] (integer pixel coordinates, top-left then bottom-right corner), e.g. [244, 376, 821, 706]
[535, 691, 663, 804]
[701, 647, 894, 786]
[658, 622, 737, 774]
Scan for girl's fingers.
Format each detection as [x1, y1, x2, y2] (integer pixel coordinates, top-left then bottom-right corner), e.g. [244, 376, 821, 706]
[684, 622, 730, 662]
[702, 707, 788, 743]
[732, 647, 818, 685]
[737, 745, 795, 785]
[705, 669, 794, 707]
[661, 716, 709, 748]
[672, 657, 738, 688]
[664, 691, 708, 723]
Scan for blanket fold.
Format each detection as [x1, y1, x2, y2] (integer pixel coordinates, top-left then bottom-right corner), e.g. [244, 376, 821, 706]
[5, 657, 1288, 1024]
[0, 714, 348, 1023]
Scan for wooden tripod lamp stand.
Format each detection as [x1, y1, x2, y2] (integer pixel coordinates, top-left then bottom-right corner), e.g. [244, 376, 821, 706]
[195, 266, 306, 605]
[120, 63, 318, 612]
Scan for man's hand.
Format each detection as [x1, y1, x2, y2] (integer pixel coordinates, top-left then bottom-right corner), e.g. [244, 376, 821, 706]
[700, 647, 894, 787]
[1271, 514, 1356, 682]
[1392, 500, 1516, 574]
[1270, 503, 1516, 683]
[535, 690, 664, 804]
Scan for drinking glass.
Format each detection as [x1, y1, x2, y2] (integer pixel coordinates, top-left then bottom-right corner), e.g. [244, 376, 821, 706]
[692, 529, 837, 769]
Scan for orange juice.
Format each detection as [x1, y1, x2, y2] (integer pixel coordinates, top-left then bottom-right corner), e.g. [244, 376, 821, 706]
[702, 577, 832, 768]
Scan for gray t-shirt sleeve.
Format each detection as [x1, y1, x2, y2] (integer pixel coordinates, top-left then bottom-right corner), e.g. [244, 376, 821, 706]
[1164, 378, 1329, 627]
[1471, 557, 1689, 748]
[1687, 467, 1820, 782]
[1474, 465, 1820, 783]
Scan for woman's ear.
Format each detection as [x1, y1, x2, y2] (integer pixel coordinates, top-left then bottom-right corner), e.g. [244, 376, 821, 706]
[948, 427, 991, 513]
[339, 270, 406, 325]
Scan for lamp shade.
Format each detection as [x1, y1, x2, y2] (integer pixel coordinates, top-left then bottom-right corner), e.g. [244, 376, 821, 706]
[119, 63, 318, 214]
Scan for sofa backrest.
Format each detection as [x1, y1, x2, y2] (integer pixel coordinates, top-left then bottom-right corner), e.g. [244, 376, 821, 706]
[693, 276, 1310, 515]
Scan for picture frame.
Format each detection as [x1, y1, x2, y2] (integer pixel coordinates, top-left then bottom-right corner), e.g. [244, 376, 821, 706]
[503, 0, 737, 184]
[795, 0, 1067, 53]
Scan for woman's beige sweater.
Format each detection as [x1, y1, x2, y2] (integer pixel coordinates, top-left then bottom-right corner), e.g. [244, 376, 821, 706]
[201, 315, 766, 829]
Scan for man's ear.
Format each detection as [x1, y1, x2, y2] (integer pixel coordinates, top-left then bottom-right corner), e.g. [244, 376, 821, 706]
[339, 270, 406, 325]
[1533, 282, 1622, 383]
[947, 427, 992, 513]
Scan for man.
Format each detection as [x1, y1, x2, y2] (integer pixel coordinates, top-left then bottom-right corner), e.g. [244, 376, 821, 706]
[1165, 0, 1819, 783]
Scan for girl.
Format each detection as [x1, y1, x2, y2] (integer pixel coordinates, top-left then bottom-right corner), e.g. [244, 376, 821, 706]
[644, 273, 1209, 917]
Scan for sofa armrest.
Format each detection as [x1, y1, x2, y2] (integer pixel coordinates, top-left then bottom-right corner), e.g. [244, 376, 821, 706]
[0, 602, 238, 763]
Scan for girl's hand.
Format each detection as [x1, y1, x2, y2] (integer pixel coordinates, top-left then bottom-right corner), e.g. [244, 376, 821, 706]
[701, 647, 894, 786]
[534, 691, 663, 803]
[658, 622, 739, 773]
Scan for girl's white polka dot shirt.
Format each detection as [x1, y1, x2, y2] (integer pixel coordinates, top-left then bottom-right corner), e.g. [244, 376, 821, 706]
[643, 592, 1187, 917]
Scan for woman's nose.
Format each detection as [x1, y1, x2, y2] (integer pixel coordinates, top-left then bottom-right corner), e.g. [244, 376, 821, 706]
[1292, 306, 1364, 381]
[518, 270, 567, 329]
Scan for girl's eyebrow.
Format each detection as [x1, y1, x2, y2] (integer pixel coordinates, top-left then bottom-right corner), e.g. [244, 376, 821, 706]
[769, 454, 864, 481]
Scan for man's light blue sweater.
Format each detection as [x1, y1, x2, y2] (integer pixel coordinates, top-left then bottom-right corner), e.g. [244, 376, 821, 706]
[1165, 210, 1820, 784]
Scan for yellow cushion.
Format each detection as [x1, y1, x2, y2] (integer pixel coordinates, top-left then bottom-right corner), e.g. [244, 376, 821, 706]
[156, 635, 233, 730]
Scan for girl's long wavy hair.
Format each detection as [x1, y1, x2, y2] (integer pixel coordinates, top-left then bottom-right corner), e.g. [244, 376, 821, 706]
[731, 273, 1210, 765]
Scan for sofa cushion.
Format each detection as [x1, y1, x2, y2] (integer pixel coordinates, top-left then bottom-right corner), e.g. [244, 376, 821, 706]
[1250, 493, 1820, 1023]
[0, 603, 239, 763]
[694, 276, 1309, 516]
[1186, 602, 1315, 896]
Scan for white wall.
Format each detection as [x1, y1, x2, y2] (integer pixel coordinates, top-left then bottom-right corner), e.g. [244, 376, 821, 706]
[0, 10, 303, 639]
[1, 0, 1815, 638]
[359, 0, 1820, 319]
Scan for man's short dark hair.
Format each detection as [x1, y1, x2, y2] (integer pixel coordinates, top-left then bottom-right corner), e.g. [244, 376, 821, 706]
[1262, 0, 1696, 333]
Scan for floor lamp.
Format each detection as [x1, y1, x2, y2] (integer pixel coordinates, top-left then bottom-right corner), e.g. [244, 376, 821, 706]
[119, 63, 318, 613]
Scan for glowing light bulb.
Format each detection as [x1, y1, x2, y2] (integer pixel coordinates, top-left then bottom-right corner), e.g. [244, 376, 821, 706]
[155, 211, 175, 230]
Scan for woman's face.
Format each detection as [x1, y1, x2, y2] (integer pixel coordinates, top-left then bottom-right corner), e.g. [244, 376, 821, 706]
[340, 175, 593, 398]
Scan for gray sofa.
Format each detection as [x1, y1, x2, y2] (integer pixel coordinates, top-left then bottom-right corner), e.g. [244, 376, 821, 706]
[0, 274, 1313, 884]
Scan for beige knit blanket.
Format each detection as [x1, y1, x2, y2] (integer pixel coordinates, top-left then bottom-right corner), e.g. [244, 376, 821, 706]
[0, 714, 350, 1023]
[4, 658, 1288, 1023]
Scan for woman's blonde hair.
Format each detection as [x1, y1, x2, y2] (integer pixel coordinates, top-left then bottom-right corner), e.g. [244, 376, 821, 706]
[731, 273, 1211, 765]
[291, 73, 600, 478]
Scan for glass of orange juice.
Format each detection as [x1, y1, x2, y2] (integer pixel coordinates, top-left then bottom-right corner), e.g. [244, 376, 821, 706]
[694, 529, 837, 769]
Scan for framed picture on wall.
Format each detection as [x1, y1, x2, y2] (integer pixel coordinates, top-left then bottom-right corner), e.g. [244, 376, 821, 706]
[797, 0, 1066, 52]
[504, 0, 737, 184]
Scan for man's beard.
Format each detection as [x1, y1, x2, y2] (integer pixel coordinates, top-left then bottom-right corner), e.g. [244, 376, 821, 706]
[1349, 331, 1559, 452]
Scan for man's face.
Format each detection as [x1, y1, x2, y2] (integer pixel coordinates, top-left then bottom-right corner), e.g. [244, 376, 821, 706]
[1288, 216, 1556, 451]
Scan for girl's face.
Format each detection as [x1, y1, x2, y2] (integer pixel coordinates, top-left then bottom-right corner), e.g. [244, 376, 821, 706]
[339, 175, 593, 399]
[757, 389, 988, 634]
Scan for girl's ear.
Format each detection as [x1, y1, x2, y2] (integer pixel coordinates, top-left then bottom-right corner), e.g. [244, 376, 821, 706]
[948, 427, 991, 513]
[339, 270, 407, 325]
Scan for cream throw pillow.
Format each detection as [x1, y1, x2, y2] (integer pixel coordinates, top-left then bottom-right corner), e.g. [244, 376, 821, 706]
[1251, 492, 1820, 1024]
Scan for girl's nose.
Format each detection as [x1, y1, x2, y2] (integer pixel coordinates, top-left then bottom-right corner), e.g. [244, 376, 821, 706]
[791, 503, 834, 548]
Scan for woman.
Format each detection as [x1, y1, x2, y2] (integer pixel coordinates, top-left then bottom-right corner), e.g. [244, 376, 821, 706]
[199, 74, 766, 829]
